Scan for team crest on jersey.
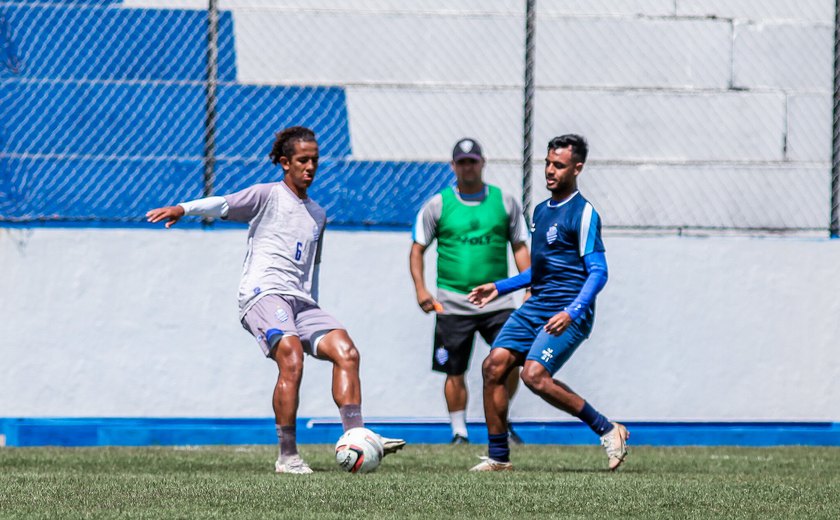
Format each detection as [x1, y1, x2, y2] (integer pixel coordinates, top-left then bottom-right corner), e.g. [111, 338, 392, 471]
[435, 347, 449, 365]
[546, 223, 558, 244]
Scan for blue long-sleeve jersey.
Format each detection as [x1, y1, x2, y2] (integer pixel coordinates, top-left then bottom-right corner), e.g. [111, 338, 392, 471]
[495, 192, 608, 321]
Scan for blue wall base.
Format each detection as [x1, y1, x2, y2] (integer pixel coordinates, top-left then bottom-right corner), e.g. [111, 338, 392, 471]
[1, 418, 838, 447]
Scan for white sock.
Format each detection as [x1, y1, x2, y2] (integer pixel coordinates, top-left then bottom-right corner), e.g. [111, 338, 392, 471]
[449, 410, 468, 438]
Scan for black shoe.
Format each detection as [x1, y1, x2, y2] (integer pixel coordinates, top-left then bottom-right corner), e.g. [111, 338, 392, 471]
[508, 425, 524, 445]
[451, 434, 470, 445]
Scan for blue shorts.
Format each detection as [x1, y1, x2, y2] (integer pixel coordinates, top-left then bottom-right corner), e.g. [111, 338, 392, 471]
[492, 300, 593, 375]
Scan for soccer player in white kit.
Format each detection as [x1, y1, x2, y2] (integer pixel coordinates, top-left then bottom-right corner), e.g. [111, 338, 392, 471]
[146, 126, 405, 474]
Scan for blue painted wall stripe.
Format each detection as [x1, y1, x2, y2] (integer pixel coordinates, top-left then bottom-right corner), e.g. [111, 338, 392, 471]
[0, 5, 235, 81]
[0, 83, 350, 158]
[0, 157, 451, 226]
[2, 418, 838, 447]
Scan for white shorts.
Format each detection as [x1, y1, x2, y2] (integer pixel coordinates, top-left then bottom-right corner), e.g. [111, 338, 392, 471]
[241, 294, 344, 357]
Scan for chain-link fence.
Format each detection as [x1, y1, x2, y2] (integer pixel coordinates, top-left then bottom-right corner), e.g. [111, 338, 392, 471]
[0, 0, 836, 234]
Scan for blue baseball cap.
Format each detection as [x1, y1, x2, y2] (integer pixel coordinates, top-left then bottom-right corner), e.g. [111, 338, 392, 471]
[452, 138, 484, 162]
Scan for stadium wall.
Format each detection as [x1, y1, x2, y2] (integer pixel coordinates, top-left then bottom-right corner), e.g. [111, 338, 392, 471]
[1, 1, 839, 445]
[118, 0, 834, 231]
[2, 228, 839, 424]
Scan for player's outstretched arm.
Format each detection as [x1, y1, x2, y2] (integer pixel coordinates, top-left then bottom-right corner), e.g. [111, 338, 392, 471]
[470, 268, 533, 308]
[146, 205, 185, 228]
[467, 283, 499, 308]
[147, 196, 231, 228]
[511, 241, 532, 303]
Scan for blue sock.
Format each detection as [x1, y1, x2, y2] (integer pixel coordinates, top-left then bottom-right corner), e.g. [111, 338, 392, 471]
[576, 402, 614, 436]
[488, 433, 510, 462]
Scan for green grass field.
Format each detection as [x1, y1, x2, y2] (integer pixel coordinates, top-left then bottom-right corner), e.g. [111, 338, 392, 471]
[1, 444, 838, 519]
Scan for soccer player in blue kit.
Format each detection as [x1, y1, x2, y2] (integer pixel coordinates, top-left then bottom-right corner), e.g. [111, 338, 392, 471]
[467, 134, 629, 471]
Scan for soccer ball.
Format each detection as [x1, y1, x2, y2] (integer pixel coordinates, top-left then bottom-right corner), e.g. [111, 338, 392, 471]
[334, 427, 384, 474]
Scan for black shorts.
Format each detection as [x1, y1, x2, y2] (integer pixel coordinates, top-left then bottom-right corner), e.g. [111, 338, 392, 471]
[432, 309, 513, 375]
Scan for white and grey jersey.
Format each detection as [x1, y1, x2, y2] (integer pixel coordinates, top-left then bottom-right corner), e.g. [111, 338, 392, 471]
[184, 182, 327, 319]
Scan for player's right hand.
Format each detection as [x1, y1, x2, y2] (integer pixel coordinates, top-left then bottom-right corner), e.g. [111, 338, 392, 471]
[416, 288, 442, 314]
[146, 205, 185, 228]
[468, 283, 498, 308]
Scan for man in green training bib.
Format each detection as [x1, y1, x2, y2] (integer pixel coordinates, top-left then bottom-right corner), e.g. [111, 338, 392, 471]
[410, 138, 531, 444]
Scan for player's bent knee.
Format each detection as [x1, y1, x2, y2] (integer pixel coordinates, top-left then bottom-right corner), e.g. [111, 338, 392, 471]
[342, 344, 360, 365]
[481, 356, 505, 385]
[520, 363, 549, 393]
[278, 363, 303, 382]
[273, 339, 304, 364]
[333, 340, 360, 366]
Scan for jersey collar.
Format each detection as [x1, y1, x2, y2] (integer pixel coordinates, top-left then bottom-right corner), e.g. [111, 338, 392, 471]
[454, 185, 488, 204]
[280, 180, 309, 204]
[546, 191, 579, 209]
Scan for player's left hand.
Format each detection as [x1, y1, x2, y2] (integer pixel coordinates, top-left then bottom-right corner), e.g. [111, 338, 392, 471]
[544, 311, 572, 336]
[146, 205, 185, 228]
[468, 283, 498, 308]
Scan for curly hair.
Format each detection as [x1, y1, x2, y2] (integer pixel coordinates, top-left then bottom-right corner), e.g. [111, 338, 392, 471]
[269, 126, 317, 165]
[548, 134, 588, 163]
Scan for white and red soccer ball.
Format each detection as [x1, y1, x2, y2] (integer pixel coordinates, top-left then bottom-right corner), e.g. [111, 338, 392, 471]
[334, 427, 384, 474]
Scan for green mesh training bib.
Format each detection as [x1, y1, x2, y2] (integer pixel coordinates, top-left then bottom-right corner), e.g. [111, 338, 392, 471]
[436, 186, 509, 294]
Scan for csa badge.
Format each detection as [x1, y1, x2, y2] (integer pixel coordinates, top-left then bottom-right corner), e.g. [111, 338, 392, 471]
[435, 347, 449, 365]
[546, 224, 558, 244]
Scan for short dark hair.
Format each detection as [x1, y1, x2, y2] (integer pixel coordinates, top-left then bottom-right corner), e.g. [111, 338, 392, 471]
[548, 134, 588, 163]
[269, 126, 317, 165]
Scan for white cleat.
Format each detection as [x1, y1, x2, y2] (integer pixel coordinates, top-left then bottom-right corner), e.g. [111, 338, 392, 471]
[275, 455, 314, 474]
[377, 435, 407, 456]
[469, 456, 513, 472]
[600, 422, 630, 471]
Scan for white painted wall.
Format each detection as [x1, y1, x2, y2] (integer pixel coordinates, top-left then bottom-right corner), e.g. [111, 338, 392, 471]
[2, 228, 838, 421]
